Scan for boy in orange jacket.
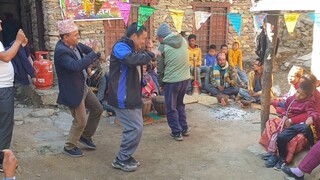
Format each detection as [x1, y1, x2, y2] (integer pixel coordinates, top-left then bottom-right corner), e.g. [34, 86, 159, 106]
[228, 40, 248, 87]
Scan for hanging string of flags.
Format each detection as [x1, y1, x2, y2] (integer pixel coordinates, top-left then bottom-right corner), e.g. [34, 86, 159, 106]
[254, 12, 320, 34]
[59, 0, 320, 36]
[129, 5, 320, 36]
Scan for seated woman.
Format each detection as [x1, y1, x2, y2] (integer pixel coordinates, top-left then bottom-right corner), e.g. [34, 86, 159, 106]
[261, 79, 319, 169]
[145, 39, 160, 94]
[142, 64, 157, 98]
[272, 66, 303, 114]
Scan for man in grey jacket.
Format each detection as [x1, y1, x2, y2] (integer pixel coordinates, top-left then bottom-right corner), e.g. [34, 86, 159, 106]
[156, 23, 190, 141]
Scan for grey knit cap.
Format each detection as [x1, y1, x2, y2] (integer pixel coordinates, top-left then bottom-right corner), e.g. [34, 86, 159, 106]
[157, 23, 172, 38]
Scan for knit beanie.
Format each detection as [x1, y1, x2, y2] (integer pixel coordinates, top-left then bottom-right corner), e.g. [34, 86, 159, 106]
[157, 23, 172, 38]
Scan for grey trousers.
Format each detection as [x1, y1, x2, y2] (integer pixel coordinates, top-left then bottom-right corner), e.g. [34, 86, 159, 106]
[0, 87, 14, 162]
[114, 108, 143, 161]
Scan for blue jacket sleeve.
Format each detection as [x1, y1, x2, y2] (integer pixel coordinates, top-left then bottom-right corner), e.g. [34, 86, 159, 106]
[113, 42, 154, 66]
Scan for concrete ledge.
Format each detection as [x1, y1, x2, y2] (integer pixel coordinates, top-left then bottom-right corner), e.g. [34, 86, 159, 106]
[17, 84, 59, 107]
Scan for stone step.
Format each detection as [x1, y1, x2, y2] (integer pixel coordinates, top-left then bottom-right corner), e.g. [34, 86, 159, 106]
[16, 84, 59, 107]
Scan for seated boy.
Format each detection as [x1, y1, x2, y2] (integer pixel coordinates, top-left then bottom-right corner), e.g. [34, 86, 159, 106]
[187, 34, 210, 90]
[228, 40, 248, 87]
[204, 44, 217, 67]
[142, 64, 157, 98]
[262, 80, 319, 170]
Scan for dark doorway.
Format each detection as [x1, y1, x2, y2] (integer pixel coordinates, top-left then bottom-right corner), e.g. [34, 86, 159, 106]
[0, 0, 22, 47]
[0, 0, 46, 51]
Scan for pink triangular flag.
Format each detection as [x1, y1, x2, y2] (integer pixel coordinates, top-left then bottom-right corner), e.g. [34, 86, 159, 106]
[116, 1, 131, 26]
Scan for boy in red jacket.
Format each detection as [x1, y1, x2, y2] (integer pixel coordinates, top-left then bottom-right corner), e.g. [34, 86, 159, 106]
[273, 80, 319, 170]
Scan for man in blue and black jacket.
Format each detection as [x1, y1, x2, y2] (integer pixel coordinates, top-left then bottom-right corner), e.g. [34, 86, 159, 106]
[108, 22, 155, 172]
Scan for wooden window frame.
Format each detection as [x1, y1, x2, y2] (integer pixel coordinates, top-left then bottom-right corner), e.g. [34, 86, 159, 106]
[191, 2, 230, 57]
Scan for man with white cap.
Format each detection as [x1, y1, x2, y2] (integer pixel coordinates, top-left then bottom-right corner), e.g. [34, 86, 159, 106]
[0, 19, 26, 172]
[156, 23, 190, 141]
[54, 19, 103, 157]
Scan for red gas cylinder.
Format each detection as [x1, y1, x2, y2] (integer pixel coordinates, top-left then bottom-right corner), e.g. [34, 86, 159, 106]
[33, 51, 53, 90]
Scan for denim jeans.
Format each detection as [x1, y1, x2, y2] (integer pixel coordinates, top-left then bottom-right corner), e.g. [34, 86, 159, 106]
[235, 66, 248, 85]
[239, 88, 261, 103]
[97, 74, 107, 101]
[190, 66, 210, 88]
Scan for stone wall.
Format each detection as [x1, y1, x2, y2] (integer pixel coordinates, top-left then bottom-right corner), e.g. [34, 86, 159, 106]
[153, 0, 256, 57]
[228, 0, 255, 57]
[276, 14, 314, 67]
[41, 0, 105, 57]
[24, 0, 256, 58]
[28, 0, 314, 62]
[153, 0, 193, 37]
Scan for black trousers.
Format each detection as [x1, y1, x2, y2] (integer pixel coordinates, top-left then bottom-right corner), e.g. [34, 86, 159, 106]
[277, 123, 314, 160]
[0, 87, 14, 163]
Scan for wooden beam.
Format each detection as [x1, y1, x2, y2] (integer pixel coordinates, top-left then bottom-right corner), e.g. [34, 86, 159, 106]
[260, 12, 278, 134]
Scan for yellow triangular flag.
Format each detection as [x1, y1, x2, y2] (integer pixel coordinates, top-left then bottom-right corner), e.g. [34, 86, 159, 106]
[169, 9, 185, 33]
[284, 13, 300, 34]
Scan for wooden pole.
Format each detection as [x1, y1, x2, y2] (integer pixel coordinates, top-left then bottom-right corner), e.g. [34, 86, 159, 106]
[260, 13, 279, 134]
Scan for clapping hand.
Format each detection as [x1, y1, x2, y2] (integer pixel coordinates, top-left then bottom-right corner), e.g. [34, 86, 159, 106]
[16, 29, 26, 44]
[91, 39, 100, 54]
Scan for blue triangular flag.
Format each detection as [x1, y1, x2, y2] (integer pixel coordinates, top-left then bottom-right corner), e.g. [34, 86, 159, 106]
[308, 12, 320, 27]
[308, 12, 315, 22]
[228, 13, 242, 36]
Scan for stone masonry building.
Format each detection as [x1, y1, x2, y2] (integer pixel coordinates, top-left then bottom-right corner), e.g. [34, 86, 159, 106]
[0, 0, 314, 63]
